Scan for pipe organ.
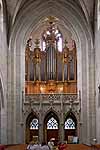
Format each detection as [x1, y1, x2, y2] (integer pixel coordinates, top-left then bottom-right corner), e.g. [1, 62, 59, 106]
[25, 19, 77, 94]
[46, 45, 57, 80]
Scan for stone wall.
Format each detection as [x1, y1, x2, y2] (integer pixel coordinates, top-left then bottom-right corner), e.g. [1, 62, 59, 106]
[24, 94, 80, 143]
[0, 0, 7, 144]
[95, 0, 100, 144]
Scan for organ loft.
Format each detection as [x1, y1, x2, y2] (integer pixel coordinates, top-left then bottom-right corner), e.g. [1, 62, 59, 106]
[25, 16, 77, 94]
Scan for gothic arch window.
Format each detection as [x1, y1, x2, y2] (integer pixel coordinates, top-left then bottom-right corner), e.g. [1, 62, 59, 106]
[64, 118, 76, 129]
[30, 118, 39, 130]
[47, 117, 58, 129]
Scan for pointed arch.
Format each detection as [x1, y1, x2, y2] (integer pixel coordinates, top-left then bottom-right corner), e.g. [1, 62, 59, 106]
[44, 109, 59, 124]
[64, 111, 77, 142]
[25, 112, 39, 143]
[26, 111, 39, 128]
[44, 110, 59, 145]
[64, 112, 77, 130]
[47, 117, 58, 129]
[64, 111, 77, 127]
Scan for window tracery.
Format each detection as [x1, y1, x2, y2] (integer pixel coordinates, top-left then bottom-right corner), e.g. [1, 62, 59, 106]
[64, 118, 75, 129]
[30, 118, 39, 129]
[47, 117, 58, 129]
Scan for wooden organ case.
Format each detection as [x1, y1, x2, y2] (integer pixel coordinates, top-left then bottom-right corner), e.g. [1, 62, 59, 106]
[25, 21, 77, 94]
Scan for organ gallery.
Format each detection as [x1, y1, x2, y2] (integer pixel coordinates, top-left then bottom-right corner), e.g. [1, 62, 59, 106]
[25, 16, 77, 94]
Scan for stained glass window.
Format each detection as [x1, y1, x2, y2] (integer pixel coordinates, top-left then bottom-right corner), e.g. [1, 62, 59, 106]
[30, 118, 39, 129]
[64, 118, 75, 129]
[47, 117, 58, 129]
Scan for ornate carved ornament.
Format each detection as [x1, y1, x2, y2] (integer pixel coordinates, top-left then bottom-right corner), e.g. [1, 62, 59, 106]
[25, 94, 79, 104]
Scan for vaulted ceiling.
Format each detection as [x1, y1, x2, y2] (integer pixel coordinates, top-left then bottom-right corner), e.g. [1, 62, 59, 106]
[5, 0, 94, 26]
[4, 0, 95, 46]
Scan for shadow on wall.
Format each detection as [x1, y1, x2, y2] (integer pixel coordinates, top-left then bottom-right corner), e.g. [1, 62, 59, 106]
[0, 78, 4, 108]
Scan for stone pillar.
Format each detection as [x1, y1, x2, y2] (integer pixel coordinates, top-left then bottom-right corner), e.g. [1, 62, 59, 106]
[78, 91, 82, 143]
[60, 95, 64, 142]
[79, 122, 82, 143]
[38, 96, 43, 143]
[7, 50, 16, 144]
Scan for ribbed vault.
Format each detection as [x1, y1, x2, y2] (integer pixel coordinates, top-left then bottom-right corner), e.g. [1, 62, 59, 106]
[8, 0, 94, 26]
[10, 0, 93, 55]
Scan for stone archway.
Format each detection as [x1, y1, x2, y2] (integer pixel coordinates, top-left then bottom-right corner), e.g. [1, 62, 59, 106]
[44, 111, 59, 145]
[9, 0, 95, 144]
[25, 112, 39, 143]
[64, 112, 77, 143]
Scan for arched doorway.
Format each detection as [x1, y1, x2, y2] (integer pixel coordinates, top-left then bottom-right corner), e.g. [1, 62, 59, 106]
[26, 112, 39, 143]
[44, 111, 59, 145]
[64, 112, 77, 143]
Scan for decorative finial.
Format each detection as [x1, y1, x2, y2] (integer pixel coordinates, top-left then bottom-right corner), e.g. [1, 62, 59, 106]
[48, 16, 55, 24]
[44, 16, 59, 24]
[35, 39, 40, 48]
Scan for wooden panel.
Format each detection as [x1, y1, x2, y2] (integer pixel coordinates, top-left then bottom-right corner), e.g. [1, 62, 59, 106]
[25, 81, 77, 94]
[47, 129, 59, 145]
[64, 129, 76, 143]
[30, 130, 38, 142]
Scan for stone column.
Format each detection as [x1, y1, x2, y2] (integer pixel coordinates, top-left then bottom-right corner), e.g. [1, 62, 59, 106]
[79, 122, 82, 143]
[78, 91, 82, 143]
[38, 96, 43, 143]
[60, 95, 64, 142]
